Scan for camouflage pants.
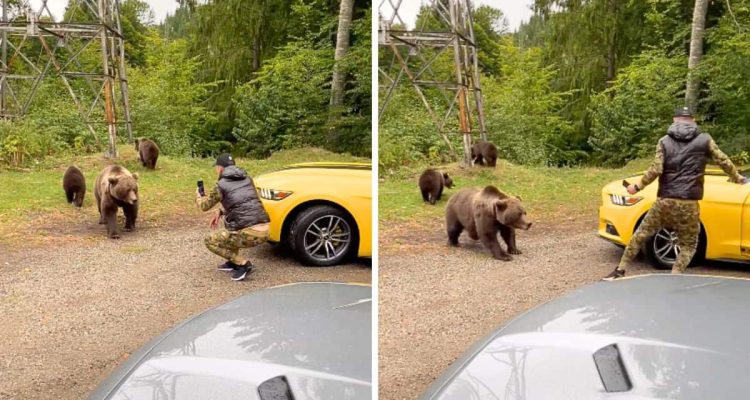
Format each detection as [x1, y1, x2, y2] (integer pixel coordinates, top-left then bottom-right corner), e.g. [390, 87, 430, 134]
[205, 223, 269, 263]
[619, 198, 700, 274]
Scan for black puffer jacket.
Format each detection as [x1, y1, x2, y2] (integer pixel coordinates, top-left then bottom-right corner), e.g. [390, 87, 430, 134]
[217, 166, 270, 231]
[658, 122, 711, 200]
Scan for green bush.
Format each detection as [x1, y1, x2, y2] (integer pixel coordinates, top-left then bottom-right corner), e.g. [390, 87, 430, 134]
[588, 51, 687, 167]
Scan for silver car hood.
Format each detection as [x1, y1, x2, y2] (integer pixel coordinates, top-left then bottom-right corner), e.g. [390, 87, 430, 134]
[422, 274, 750, 400]
[89, 282, 371, 400]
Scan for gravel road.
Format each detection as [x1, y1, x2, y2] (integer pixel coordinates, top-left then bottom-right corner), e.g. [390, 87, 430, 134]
[0, 222, 371, 400]
[378, 217, 750, 400]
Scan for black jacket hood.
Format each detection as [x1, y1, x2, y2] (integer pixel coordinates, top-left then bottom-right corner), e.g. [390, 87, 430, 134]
[220, 165, 247, 181]
[667, 122, 700, 142]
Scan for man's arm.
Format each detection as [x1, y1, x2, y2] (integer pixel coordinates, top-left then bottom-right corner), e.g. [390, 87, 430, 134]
[707, 137, 746, 183]
[637, 141, 664, 190]
[196, 183, 222, 212]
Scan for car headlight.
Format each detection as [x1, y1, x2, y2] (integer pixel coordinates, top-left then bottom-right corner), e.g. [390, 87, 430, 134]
[609, 194, 642, 206]
[258, 188, 293, 201]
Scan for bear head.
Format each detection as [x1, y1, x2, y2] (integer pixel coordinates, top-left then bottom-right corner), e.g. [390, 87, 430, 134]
[108, 173, 139, 205]
[443, 172, 454, 188]
[495, 197, 532, 230]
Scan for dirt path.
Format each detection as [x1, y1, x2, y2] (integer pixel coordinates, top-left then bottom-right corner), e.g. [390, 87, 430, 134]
[0, 223, 371, 400]
[378, 217, 750, 400]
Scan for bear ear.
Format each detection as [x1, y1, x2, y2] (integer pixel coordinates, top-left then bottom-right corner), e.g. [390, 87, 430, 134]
[515, 195, 522, 201]
[132, 173, 139, 181]
[495, 199, 508, 212]
[108, 176, 119, 185]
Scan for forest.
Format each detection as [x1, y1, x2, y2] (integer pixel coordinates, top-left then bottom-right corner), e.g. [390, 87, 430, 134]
[379, 0, 750, 171]
[0, 0, 372, 168]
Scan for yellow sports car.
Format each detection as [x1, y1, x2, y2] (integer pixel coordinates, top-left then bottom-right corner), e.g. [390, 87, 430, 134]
[599, 168, 750, 269]
[254, 162, 372, 266]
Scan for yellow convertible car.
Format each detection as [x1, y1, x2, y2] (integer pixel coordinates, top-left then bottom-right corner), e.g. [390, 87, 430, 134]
[599, 168, 750, 269]
[254, 162, 372, 266]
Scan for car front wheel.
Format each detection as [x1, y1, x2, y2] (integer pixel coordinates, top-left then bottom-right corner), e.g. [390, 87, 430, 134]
[645, 227, 704, 270]
[289, 205, 356, 266]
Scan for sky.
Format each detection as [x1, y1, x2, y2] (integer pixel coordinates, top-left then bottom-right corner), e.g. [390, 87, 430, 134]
[27, 0, 179, 23]
[381, 0, 535, 32]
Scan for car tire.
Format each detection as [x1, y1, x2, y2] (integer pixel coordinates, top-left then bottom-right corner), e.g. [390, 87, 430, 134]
[288, 205, 357, 267]
[645, 227, 706, 270]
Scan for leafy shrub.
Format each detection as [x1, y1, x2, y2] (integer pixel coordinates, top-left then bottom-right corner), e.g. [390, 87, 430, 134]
[588, 51, 687, 167]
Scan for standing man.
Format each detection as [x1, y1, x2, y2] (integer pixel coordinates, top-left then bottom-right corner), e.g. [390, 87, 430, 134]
[196, 153, 270, 281]
[604, 107, 747, 280]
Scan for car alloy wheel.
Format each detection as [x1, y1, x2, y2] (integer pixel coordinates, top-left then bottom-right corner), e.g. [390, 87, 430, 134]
[289, 205, 357, 266]
[304, 215, 352, 262]
[652, 228, 679, 265]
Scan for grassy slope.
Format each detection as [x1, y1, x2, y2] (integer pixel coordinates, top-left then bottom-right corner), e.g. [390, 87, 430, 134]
[0, 147, 368, 230]
[379, 159, 652, 225]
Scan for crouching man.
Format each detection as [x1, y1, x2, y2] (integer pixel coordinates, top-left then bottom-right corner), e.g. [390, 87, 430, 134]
[196, 153, 270, 281]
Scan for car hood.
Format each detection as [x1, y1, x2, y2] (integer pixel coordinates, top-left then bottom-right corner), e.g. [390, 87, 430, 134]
[90, 282, 372, 400]
[422, 274, 750, 400]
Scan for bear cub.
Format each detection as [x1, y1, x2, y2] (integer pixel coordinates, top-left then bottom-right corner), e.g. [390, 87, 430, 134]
[135, 138, 159, 170]
[63, 165, 86, 207]
[471, 140, 498, 167]
[445, 185, 532, 260]
[94, 165, 139, 239]
[419, 168, 453, 205]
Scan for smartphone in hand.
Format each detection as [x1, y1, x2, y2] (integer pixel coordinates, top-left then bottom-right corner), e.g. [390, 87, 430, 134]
[197, 180, 205, 197]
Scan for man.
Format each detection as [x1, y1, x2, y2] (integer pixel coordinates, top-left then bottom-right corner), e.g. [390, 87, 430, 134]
[196, 153, 270, 281]
[604, 107, 747, 280]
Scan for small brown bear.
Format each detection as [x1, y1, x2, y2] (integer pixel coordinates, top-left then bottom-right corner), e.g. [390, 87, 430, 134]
[471, 140, 498, 167]
[445, 185, 532, 261]
[135, 138, 159, 170]
[419, 168, 454, 205]
[62, 165, 86, 207]
[94, 165, 139, 239]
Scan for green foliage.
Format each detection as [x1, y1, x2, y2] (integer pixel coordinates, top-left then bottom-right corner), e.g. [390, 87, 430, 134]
[128, 34, 218, 156]
[232, 43, 334, 158]
[483, 45, 577, 166]
[232, 4, 371, 158]
[588, 51, 687, 166]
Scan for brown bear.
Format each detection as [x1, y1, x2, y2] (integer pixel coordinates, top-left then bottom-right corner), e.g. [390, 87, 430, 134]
[94, 165, 139, 239]
[135, 138, 159, 170]
[445, 185, 532, 260]
[471, 140, 498, 167]
[62, 165, 86, 207]
[419, 168, 454, 205]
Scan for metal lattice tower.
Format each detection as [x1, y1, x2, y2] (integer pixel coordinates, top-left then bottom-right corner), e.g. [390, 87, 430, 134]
[379, 0, 487, 166]
[0, 0, 133, 157]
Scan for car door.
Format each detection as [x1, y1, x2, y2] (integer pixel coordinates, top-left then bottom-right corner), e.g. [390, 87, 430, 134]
[702, 174, 750, 260]
[742, 174, 750, 259]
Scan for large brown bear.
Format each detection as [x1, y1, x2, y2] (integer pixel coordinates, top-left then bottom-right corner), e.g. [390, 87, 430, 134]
[419, 168, 454, 205]
[445, 185, 532, 260]
[63, 166, 86, 207]
[135, 138, 159, 170]
[471, 140, 498, 167]
[94, 165, 139, 239]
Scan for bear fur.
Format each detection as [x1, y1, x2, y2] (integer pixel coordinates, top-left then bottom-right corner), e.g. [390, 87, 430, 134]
[135, 138, 159, 170]
[94, 165, 139, 239]
[62, 166, 86, 207]
[445, 185, 532, 260]
[471, 140, 498, 167]
[419, 169, 454, 205]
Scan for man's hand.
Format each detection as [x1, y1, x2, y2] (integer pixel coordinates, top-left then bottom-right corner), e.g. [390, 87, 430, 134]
[209, 209, 221, 229]
[627, 184, 638, 195]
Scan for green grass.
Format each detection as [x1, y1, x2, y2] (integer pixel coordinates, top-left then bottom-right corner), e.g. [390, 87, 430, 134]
[0, 146, 369, 227]
[379, 159, 652, 224]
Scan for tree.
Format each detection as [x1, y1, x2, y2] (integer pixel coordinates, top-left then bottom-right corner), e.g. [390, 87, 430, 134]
[330, 0, 354, 107]
[685, 0, 709, 111]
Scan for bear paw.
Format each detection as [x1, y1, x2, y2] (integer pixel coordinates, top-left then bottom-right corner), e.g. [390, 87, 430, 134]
[109, 234, 121, 239]
[509, 248, 522, 255]
[123, 226, 134, 232]
[494, 253, 512, 261]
